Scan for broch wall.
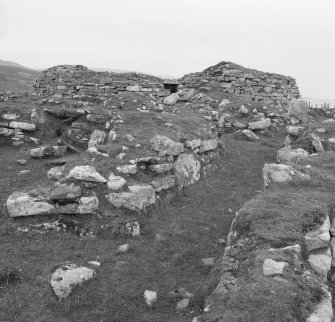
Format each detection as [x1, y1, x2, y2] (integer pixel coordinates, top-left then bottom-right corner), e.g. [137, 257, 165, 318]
[180, 61, 301, 106]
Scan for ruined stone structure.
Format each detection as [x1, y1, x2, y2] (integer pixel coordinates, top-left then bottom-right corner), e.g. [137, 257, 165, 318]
[180, 61, 301, 106]
[33, 65, 169, 101]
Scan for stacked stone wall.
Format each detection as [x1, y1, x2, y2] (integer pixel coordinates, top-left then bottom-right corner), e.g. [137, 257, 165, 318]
[180, 61, 301, 106]
[33, 65, 169, 101]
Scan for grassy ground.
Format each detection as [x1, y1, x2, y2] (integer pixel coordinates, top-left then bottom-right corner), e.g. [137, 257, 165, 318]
[0, 132, 279, 321]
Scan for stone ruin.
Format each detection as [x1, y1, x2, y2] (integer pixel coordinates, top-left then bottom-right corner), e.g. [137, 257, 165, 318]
[180, 61, 301, 106]
[32, 65, 171, 101]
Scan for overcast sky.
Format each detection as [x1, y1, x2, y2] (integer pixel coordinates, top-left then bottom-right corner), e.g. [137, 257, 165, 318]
[0, 0, 334, 98]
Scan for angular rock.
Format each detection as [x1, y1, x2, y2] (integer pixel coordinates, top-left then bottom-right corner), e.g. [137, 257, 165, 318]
[174, 154, 201, 189]
[7, 191, 54, 217]
[77, 196, 99, 214]
[185, 139, 201, 150]
[0, 127, 15, 136]
[49, 185, 82, 203]
[31, 146, 67, 158]
[286, 126, 304, 137]
[276, 147, 309, 165]
[150, 135, 184, 156]
[9, 121, 36, 132]
[218, 99, 229, 109]
[107, 173, 127, 190]
[287, 99, 308, 123]
[163, 93, 180, 105]
[149, 163, 174, 174]
[263, 163, 310, 186]
[88, 130, 106, 148]
[107, 184, 156, 211]
[151, 176, 176, 192]
[263, 258, 288, 276]
[176, 298, 190, 311]
[241, 129, 259, 140]
[68, 165, 106, 183]
[308, 247, 331, 281]
[199, 139, 218, 153]
[248, 118, 271, 131]
[305, 216, 330, 252]
[47, 166, 65, 181]
[50, 264, 96, 301]
[306, 289, 333, 322]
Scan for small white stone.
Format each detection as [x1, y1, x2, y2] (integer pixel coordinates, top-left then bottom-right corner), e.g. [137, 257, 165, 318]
[263, 258, 288, 276]
[143, 290, 157, 307]
[117, 244, 129, 254]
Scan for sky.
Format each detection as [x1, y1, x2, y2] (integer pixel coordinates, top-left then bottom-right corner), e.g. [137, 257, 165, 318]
[0, 0, 334, 99]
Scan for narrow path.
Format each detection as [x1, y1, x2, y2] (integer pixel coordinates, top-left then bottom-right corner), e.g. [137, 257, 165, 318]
[102, 136, 280, 322]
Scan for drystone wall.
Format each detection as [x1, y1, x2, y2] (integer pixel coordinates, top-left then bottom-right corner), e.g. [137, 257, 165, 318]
[180, 61, 301, 106]
[32, 65, 170, 101]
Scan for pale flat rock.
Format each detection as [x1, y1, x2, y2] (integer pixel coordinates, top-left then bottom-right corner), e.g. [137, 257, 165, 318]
[9, 121, 36, 131]
[68, 165, 106, 183]
[163, 93, 179, 105]
[305, 216, 330, 252]
[107, 173, 127, 190]
[277, 147, 309, 165]
[306, 289, 333, 322]
[0, 127, 15, 136]
[7, 191, 54, 217]
[174, 154, 201, 189]
[219, 99, 230, 109]
[199, 139, 218, 153]
[31, 146, 67, 158]
[116, 164, 137, 174]
[150, 135, 184, 156]
[107, 184, 156, 211]
[263, 258, 288, 276]
[50, 264, 96, 301]
[308, 247, 331, 281]
[176, 298, 190, 311]
[149, 163, 174, 174]
[249, 118, 271, 130]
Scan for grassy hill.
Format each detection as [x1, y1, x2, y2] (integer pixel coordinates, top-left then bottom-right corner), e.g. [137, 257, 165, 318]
[0, 61, 40, 93]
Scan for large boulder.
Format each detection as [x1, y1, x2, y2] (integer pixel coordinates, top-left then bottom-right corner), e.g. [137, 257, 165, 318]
[308, 247, 331, 281]
[287, 99, 308, 123]
[150, 135, 184, 156]
[7, 191, 54, 217]
[276, 147, 309, 165]
[174, 154, 201, 189]
[306, 289, 333, 322]
[248, 118, 271, 131]
[163, 93, 180, 105]
[107, 184, 156, 211]
[50, 264, 96, 301]
[107, 173, 127, 190]
[68, 165, 106, 183]
[263, 163, 310, 187]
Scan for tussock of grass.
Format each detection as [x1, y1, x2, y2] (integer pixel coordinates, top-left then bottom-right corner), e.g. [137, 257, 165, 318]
[234, 190, 331, 248]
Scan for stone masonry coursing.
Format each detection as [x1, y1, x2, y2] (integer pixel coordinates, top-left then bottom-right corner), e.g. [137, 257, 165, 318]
[180, 61, 300, 106]
[32, 65, 170, 101]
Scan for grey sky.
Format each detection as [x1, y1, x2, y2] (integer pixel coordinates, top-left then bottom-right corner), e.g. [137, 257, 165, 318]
[0, 0, 334, 98]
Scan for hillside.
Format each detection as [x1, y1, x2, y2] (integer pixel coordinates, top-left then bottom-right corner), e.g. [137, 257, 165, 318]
[0, 61, 40, 93]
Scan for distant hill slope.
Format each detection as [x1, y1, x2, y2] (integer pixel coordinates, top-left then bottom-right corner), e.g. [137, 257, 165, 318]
[0, 60, 40, 93]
